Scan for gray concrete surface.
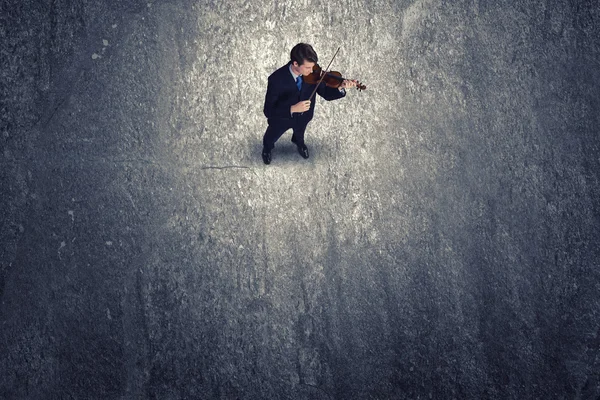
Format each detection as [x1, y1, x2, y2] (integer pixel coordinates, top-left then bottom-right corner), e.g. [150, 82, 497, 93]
[2, 0, 600, 398]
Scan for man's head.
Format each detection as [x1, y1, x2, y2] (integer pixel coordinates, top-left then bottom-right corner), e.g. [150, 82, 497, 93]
[290, 43, 318, 76]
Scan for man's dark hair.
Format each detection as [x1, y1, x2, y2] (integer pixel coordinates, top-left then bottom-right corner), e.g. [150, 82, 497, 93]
[290, 43, 318, 65]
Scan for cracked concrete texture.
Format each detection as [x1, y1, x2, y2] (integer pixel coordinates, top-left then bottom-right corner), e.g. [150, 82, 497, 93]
[2, 0, 600, 398]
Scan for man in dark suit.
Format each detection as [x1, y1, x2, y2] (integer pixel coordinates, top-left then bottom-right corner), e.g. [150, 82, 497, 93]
[262, 43, 357, 164]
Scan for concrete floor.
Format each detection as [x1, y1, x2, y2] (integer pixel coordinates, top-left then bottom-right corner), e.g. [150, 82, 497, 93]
[2, 0, 600, 398]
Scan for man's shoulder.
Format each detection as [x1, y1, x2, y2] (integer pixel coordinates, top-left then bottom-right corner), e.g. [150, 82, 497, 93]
[268, 62, 292, 81]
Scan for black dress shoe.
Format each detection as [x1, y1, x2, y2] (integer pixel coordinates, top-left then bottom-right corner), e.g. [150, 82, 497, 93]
[297, 144, 309, 159]
[262, 148, 271, 164]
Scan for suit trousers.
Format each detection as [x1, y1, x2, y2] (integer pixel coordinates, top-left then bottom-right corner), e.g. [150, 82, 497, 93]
[263, 117, 308, 151]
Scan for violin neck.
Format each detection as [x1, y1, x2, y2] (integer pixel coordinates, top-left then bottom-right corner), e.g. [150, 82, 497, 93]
[324, 73, 344, 81]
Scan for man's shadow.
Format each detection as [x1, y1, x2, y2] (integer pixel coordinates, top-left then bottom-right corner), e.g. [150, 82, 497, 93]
[253, 132, 335, 167]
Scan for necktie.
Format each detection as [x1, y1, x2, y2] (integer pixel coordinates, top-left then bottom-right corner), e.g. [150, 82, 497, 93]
[296, 76, 302, 91]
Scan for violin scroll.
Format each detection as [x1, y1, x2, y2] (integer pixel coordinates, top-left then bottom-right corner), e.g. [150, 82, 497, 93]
[352, 80, 367, 92]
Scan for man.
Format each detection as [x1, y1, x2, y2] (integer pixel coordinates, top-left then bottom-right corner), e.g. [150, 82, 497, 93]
[262, 43, 357, 164]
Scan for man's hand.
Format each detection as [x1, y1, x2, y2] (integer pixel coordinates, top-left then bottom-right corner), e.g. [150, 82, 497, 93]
[339, 79, 357, 89]
[291, 100, 311, 113]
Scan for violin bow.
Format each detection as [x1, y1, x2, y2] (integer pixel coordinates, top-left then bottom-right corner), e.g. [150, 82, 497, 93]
[308, 46, 341, 102]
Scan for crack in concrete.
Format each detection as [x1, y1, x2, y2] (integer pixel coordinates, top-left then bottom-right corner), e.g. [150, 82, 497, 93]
[1, 157, 256, 171]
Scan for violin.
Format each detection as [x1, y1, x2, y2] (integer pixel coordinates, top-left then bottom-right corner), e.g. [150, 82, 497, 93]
[304, 46, 366, 103]
[304, 63, 367, 92]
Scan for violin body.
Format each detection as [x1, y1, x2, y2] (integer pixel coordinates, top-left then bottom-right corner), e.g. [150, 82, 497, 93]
[304, 63, 367, 91]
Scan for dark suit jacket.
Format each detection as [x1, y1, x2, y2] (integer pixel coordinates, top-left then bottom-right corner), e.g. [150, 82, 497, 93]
[263, 61, 346, 125]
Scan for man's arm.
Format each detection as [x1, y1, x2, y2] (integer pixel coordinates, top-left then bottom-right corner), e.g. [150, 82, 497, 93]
[316, 81, 347, 101]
